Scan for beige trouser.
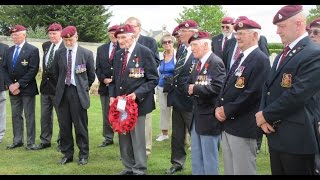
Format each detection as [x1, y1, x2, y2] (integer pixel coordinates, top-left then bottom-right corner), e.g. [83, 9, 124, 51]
[145, 112, 152, 154]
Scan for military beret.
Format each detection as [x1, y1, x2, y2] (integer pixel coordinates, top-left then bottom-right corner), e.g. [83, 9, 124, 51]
[9, 25, 27, 34]
[48, 23, 62, 32]
[188, 31, 211, 44]
[233, 16, 249, 25]
[172, 26, 180, 36]
[234, 19, 261, 31]
[61, 26, 77, 38]
[108, 25, 120, 32]
[178, 20, 198, 29]
[273, 5, 303, 24]
[114, 24, 135, 37]
[221, 17, 234, 24]
[309, 17, 320, 28]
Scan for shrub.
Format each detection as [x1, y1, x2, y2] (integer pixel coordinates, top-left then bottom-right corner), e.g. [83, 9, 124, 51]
[27, 25, 47, 39]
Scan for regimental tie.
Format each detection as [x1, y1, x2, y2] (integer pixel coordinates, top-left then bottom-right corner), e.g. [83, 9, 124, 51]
[222, 36, 228, 51]
[121, 50, 129, 80]
[278, 46, 291, 66]
[173, 48, 187, 79]
[66, 50, 72, 86]
[12, 46, 20, 69]
[225, 53, 244, 86]
[46, 44, 55, 69]
[196, 61, 202, 74]
[109, 43, 117, 63]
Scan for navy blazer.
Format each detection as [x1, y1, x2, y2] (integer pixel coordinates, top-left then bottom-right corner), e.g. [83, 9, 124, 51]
[96, 41, 120, 96]
[223, 36, 269, 72]
[138, 35, 160, 67]
[260, 37, 320, 154]
[0, 43, 9, 91]
[188, 53, 226, 135]
[167, 47, 195, 112]
[40, 41, 65, 95]
[211, 33, 235, 59]
[109, 43, 159, 116]
[3, 42, 39, 96]
[217, 47, 270, 138]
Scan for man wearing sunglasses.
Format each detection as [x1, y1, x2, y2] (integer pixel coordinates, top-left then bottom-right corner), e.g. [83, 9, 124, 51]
[308, 17, 320, 44]
[211, 17, 235, 59]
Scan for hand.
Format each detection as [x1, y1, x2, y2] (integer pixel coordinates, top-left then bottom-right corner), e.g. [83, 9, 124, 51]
[103, 78, 112, 86]
[109, 97, 115, 106]
[12, 89, 20, 95]
[260, 122, 275, 134]
[188, 84, 194, 95]
[9, 82, 20, 94]
[215, 106, 226, 122]
[127, 93, 136, 100]
[255, 111, 267, 127]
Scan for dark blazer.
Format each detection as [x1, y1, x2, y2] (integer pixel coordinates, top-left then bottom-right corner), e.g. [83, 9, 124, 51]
[167, 47, 195, 112]
[0, 43, 9, 91]
[40, 41, 65, 95]
[96, 41, 120, 96]
[211, 33, 235, 59]
[138, 35, 160, 66]
[216, 47, 270, 139]
[3, 42, 39, 96]
[260, 37, 320, 154]
[223, 36, 269, 72]
[53, 45, 95, 110]
[188, 53, 226, 135]
[109, 43, 159, 116]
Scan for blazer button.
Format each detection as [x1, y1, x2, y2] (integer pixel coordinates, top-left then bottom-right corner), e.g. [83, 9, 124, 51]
[231, 117, 235, 120]
[47, 78, 49, 80]
[267, 92, 270, 95]
[120, 87, 122, 89]
[175, 85, 177, 87]
[221, 98, 224, 101]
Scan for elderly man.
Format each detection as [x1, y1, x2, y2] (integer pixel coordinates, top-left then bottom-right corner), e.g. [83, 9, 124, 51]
[215, 19, 270, 175]
[211, 16, 234, 59]
[125, 17, 159, 156]
[165, 20, 198, 174]
[36, 23, 64, 150]
[308, 17, 320, 44]
[0, 41, 9, 143]
[53, 26, 95, 165]
[187, 31, 226, 175]
[2, 25, 40, 150]
[256, 5, 320, 175]
[96, 24, 120, 147]
[109, 24, 158, 175]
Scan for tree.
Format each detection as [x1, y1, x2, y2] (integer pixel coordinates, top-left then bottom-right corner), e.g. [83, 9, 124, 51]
[0, 5, 113, 42]
[308, 5, 320, 24]
[175, 5, 225, 37]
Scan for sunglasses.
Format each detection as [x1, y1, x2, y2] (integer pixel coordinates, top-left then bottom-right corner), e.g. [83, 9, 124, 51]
[308, 29, 320, 36]
[221, 26, 230, 30]
[162, 40, 172, 45]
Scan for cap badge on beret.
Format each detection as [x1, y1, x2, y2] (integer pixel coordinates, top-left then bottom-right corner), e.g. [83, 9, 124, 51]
[185, 23, 189, 28]
[67, 34, 70, 38]
[278, 14, 283, 20]
[120, 28, 124, 32]
[193, 33, 198, 38]
[12, 28, 17, 32]
[238, 22, 243, 28]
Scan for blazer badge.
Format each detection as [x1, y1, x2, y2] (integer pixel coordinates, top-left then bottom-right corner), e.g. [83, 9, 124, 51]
[235, 76, 245, 88]
[280, 73, 292, 88]
[21, 59, 28, 66]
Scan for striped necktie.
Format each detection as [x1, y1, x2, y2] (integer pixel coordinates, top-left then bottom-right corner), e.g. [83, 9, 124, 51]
[12, 46, 20, 69]
[173, 48, 187, 79]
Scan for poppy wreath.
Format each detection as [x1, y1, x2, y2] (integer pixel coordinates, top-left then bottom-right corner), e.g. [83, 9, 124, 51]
[108, 95, 139, 134]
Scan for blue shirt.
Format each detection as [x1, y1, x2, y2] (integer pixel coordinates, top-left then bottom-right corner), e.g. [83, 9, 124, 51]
[158, 55, 175, 87]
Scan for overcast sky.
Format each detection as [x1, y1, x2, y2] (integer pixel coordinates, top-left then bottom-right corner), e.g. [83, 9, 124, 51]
[108, 5, 316, 43]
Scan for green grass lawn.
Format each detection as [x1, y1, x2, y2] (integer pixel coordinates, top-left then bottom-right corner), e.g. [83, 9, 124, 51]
[0, 92, 271, 175]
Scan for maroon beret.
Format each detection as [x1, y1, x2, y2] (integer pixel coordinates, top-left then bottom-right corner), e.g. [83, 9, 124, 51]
[108, 25, 120, 32]
[221, 17, 234, 24]
[61, 26, 77, 38]
[188, 31, 211, 44]
[48, 23, 62, 32]
[114, 24, 135, 37]
[233, 16, 249, 25]
[172, 26, 180, 36]
[273, 5, 303, 24]
[234, 19, 261, 31]
[309, 17, 320, 28]
[178, 20, 198, 29]
[9, 25, 26, 34]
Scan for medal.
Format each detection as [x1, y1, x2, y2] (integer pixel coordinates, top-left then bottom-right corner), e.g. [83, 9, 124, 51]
[134, 56, 139, 68]
[235, 66, 245, 77]
[203, 63, 209, 75]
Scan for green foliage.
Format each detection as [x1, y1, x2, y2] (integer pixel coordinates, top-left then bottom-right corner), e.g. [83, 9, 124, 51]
[26, 25, 47, 39]
[0, 5, 112, 42]
[268, 43, 283, 50]
[308, 5, 320, 24]
[269, 49, 283, 55]
[175, 5, 225, 37]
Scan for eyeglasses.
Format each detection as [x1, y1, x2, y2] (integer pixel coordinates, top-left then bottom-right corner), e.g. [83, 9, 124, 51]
[162, 40, 172, 45]
[221, 26, 230, 30]
[308, 29, 320, 36]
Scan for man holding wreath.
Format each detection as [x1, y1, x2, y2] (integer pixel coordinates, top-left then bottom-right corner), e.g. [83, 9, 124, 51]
[109, 24, 159, 175]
